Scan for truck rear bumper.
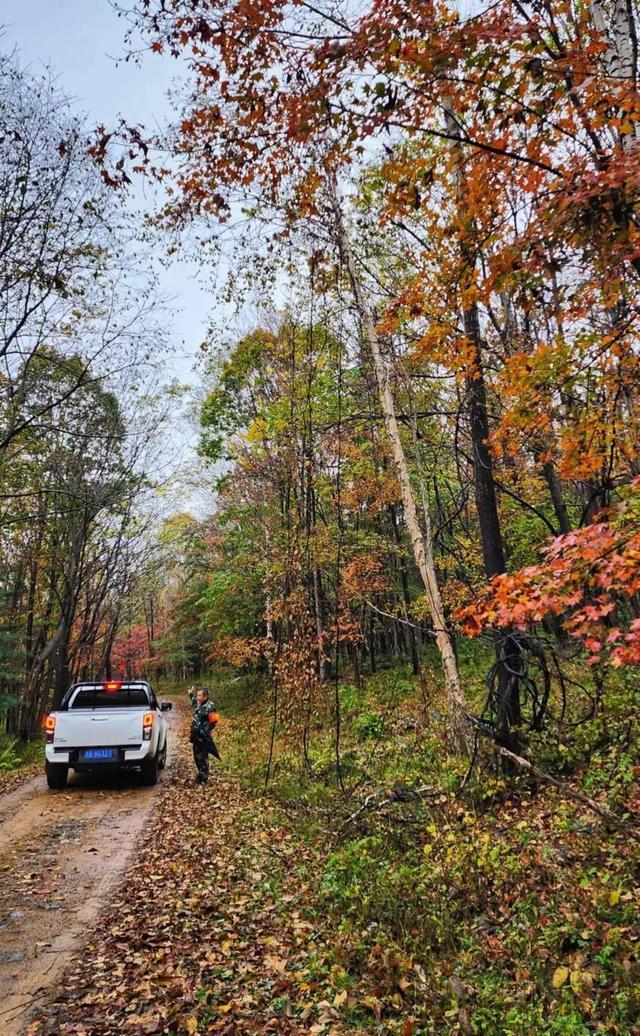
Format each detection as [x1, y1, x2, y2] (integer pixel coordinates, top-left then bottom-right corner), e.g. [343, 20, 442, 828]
[46, 744, 153, 766]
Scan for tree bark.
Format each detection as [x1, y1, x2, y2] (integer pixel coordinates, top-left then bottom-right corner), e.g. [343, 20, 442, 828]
[462, 304, 522, 750]
[443, 103, 523, 754]
[331, 189, 471, 754]
[389, 504, 420, 675]
[592, 0, 639, 153]
[463, 304, 506, 579]
[541, 457, 571, 535]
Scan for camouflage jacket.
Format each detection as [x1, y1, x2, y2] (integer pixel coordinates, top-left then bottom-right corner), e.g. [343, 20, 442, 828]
[189, 693, 218, 736]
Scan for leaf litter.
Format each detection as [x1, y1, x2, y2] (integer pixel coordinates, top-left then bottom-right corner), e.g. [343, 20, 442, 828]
[29, 715, 357, 1036]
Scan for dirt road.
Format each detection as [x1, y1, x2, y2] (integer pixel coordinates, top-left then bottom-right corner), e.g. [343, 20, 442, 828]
[0, 708, 177, 1036]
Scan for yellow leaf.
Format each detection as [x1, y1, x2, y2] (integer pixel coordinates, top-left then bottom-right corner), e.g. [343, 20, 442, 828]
[609, 889, 620, 905]
[333, 989, 348, 1008]
[246, 416, 268, 443]
[265, 954, 287, 974]
[552, 966, 569, 988]
[185, 1019, 198, 1035]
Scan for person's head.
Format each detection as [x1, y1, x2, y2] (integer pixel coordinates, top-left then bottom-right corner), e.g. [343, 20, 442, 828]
[196, 687, 209, 705]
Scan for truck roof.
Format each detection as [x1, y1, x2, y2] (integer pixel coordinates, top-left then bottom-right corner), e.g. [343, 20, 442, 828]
[60, 680, 155, 710]
[69, 680, 152, 688]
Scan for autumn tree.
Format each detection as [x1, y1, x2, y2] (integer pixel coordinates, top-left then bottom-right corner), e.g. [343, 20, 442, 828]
[0, 50, 175, 735]
[0, 53, 162, 458]
[111, 0, 640, 751]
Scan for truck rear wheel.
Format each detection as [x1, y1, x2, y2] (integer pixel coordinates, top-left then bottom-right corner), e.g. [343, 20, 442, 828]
[141, 754, 159, 786]
[46, 761, 69, 790]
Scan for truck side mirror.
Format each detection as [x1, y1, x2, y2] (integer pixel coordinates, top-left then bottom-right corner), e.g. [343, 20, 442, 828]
[160, 701, 173, 712]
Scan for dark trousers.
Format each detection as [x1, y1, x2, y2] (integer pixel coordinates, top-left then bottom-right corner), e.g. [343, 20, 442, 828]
[193, 744, 209, 780]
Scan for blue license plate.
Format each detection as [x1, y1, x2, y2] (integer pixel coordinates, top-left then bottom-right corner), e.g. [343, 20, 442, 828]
[81, 747, 118, 762]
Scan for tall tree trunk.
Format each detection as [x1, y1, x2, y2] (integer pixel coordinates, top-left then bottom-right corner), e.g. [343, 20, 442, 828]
[443, 104, 523, 754]
[541, 457, 572, 535]
[102, 604, 121, 680]
[331, 189, 470, 754]
[592, 0, 639, 152]
[389, 504, 420, 675]
[53, 637, 72, 711]
[309, 481, 328, 681]
[464, 301, 522, 751]
[312, 566, 328, 681]
[463, 304, 506, 578]
[21, 540, 81, 728]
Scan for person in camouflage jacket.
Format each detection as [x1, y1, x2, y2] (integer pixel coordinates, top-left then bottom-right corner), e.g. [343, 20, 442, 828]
[188, 686, 219, 783]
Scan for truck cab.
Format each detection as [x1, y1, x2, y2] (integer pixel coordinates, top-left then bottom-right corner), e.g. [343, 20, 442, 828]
[45, 680, 172, 790]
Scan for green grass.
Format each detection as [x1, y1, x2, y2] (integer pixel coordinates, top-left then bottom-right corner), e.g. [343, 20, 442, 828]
[0, 733, 44, 772]
[211, 647, 640, 1035]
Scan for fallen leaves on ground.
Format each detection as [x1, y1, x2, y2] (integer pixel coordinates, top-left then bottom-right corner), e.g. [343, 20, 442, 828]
[29, 714, 359, 1035]
[0, 759, 41, 798]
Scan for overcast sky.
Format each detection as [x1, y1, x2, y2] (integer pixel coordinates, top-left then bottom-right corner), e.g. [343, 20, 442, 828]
[2, 0, 213, 386]
[1, 1, 229, 514]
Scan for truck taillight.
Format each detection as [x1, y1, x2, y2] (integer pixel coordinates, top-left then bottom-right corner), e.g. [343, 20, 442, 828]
[142, 712, 154, 741]
[45, 715, 56, 744]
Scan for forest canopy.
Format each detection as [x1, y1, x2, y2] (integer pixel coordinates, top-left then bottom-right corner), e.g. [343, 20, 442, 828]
[95, 0, 640, 758]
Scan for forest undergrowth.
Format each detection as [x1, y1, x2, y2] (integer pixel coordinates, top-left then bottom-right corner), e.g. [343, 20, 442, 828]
[216, 651, 640, 1036]
[0, 737, 43, 795]
[32, 660, 640, 1036]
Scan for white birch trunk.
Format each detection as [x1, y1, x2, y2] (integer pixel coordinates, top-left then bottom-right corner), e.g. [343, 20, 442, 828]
[330, 190, 471, 753]
[591, 0, 639, 150]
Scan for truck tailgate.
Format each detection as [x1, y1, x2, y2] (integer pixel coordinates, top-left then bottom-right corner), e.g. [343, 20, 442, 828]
[54, 709, 146, 747]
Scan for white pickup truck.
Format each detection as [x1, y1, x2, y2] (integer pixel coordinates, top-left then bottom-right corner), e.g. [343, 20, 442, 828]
[44, 680, 172, 790]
